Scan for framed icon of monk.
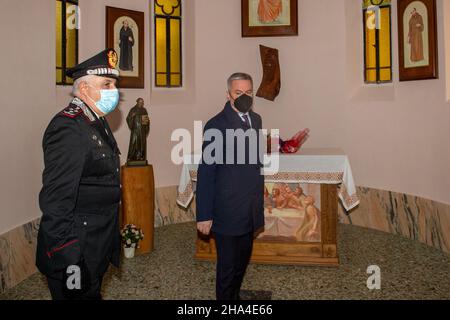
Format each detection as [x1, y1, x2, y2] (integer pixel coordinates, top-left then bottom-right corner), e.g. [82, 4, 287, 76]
[242, 0, 298, 37]
[398, 0, 438, 81]
[106, 6, 145, 88]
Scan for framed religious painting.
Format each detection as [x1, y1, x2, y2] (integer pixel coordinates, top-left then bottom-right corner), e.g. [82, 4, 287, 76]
[257, 183, 322, 243]
[398, 0, 438, 81]
[242, 0, 298, 37]
[196, 183, 339, 266]
[106, 6, 145, 88]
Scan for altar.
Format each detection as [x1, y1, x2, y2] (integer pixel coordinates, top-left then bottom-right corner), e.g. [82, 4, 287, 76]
[177, 148, 359, 266]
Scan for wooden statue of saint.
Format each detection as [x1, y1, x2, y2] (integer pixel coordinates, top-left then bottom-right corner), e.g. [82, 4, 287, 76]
[126, 98, 150, 166]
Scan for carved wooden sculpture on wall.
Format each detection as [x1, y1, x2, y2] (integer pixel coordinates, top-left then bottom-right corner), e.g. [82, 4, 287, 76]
[256, 45, 281, 101]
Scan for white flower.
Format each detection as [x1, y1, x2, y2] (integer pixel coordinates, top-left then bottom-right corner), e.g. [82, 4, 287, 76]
[126, 239, 131, 245]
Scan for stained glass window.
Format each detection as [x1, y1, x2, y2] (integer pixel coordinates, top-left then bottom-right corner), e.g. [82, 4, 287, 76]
[363, 0, 392, 83]
[154, 0, 182, 87]
[56, 0, 78, 85]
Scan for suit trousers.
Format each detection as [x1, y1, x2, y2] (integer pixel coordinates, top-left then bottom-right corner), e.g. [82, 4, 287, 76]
[214, 232, 254, 300]
[47, 274, 104, 300]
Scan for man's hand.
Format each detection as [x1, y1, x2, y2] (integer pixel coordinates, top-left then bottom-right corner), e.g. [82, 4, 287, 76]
[197, 220, 213, 235]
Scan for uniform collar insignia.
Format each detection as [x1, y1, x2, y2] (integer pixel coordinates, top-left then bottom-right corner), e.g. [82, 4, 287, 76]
[71, 98, 96, 122]
[72, 97, 84, 107]
[61, 105, 82, 118]
[79, 104, 96, 122]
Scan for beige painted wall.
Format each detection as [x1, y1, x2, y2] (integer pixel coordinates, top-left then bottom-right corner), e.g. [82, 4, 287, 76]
[1, 0, 449, 235]
[191, 0, 450, 206]
[0, 0, 56, 235]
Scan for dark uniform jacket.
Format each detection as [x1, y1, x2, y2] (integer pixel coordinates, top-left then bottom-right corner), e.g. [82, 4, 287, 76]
[36, 97, 121, 279]
[196, 102, 265, 236]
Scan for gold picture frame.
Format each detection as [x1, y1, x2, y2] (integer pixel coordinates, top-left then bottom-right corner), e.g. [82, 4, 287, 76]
[242, 0, 298, 37]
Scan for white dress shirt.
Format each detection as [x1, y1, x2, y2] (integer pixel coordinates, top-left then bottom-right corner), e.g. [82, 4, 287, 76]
[238, 112, 252, 128]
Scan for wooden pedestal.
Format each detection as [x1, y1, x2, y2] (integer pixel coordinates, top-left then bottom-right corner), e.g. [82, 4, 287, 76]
[121, 165, 155, 254]
[196, 184, 339, 266]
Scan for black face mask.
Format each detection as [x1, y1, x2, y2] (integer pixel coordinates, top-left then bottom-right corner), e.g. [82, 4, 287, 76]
[233, 94, 253, 113]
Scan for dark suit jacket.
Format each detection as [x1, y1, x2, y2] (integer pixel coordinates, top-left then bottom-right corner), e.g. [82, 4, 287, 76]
[196, 102, 265, 236]
[36, 98, 121, 279]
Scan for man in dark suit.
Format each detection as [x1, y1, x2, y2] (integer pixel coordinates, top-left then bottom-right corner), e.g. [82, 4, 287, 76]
[36, 49, 122, 300]
[196, 72, 265, 300]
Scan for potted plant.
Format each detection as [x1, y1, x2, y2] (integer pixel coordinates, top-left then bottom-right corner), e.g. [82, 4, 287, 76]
[121, 224, 144, 258]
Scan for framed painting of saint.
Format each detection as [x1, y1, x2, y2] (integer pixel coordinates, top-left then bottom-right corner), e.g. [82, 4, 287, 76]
[106, 6, 145, 88]
[398, 0, 438, 81]
[242, 0, 298, 37]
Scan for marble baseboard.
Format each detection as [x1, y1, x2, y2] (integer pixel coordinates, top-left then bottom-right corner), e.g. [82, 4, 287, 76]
[158, 185, 450, 254]
[338, 187, 450, 254]
[1, 185, 448, 294]
[0, 219, 39, 294]
[155, 186, 196, 227]
[0, 186, 196, 294]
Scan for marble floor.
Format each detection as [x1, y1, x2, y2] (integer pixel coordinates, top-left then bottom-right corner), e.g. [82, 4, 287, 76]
[0, 222, 449, 300]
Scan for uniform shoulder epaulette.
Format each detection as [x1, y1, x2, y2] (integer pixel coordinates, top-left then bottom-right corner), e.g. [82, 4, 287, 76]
[60, 105, 83, 118]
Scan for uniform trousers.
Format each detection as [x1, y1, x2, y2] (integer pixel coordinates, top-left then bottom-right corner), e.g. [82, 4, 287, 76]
[46, 274, 104, 300]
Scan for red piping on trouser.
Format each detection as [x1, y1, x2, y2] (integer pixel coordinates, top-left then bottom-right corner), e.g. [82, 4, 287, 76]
[46, 239, 79, 258]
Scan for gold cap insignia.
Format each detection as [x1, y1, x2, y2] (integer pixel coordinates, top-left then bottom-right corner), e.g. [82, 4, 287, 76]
[107, 50, 118, 69]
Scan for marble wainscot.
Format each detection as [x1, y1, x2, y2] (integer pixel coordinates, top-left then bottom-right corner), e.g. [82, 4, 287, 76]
[0, 186, 196, 293]
[339, 187, 450, 254]
[0, 186, 448, 294]
[0, 219, 39, 294]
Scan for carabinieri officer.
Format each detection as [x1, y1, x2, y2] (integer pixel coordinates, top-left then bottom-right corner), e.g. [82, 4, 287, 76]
[36, 49, 122, 300]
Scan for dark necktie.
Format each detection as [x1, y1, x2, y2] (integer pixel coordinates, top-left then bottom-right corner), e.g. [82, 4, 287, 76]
[242, 114, 251, 129]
